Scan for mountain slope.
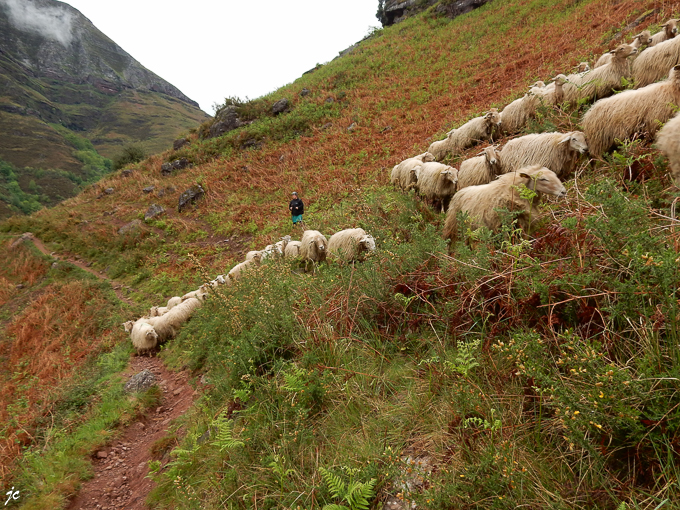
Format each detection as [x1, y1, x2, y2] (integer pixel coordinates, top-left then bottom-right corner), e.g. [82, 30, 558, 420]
[0, 0, 209, 216]
[2, 0, 680, 508]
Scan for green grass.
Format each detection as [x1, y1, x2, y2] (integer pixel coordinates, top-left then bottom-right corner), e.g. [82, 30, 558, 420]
[4, 0, 680, 508]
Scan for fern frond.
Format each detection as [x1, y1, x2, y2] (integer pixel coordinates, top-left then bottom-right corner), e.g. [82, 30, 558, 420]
[322, 505, 349, 510]
[345, 479, 376, 510]
[320, 467, 346, 499]
[210, 410, 244, 452]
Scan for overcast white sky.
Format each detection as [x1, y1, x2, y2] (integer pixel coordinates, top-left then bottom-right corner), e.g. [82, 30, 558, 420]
[61, 0, 380, 114]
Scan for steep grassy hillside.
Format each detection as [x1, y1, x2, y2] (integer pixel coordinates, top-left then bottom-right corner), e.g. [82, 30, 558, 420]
[1, 0, 680, 508]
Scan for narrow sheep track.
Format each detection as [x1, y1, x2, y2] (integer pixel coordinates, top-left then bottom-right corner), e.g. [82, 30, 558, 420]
[67, 355, 197, 510]
[13, 233, 200, 509]
[23, 234, 135, 306]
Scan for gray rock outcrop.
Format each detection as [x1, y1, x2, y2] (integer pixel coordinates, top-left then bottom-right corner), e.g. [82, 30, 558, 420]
[178, 184, 205, 212]
[208, 106, 243, 139]
[161, 158, 191, 176]
[144, 204, 165, 221]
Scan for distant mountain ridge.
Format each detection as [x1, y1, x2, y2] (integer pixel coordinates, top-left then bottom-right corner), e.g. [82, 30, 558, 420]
[0, 0, 198, 108]
[0, 0, 209, 217]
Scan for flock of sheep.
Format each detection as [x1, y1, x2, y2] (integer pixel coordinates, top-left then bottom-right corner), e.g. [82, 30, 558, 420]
[124, 15, 680, 353]
[123, 229, 375, 352]
[390, 17, 680, 246]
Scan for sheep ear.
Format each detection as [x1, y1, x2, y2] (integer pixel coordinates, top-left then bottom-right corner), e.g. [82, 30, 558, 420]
[559, 134, 571, 144]
[519, 172, 531, 179]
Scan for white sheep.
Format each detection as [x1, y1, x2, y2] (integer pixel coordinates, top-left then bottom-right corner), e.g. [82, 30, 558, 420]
[328, 228, 376, 263]
[245, 250, 263, 262]
[594, 31, 652, 68]
[123, 320, 134, 333]
[390, 152, 435, 190]
[284, 240, 302, 259]
[428, 110, 501, 160]
[414, 162, 458, 212]
[167, 296, 182, 309]
[648, 19, 678, 47]
[299, 230, 328, 270]
[562, 44, 637, 103]
[632, 34, 680, 88]
[499, 93, 541, 135]
[656, 112, 680, 186]
[457, 145, 503, 191]
[147, 297, 201, 342]
[274, 235, 292, 254]
[535, 74, 568, 106]
[129, 319, 159, 352]
[499, 131, 588, 178]
[149, 306, 169, 317]
[213, 275, 227, 285]
[181, 283, 209, 302]
[575, 62, 591, 73]
[582, 64, 680, 157]
[500, 76, 566, 135]
[528, 80, 546, 94]
[228, 259, 258, 281]
[260, 245, 280, 260]
[443, 166, 567, 247]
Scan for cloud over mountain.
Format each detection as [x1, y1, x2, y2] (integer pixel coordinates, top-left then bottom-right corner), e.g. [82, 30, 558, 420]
[0, 0, 74, 46]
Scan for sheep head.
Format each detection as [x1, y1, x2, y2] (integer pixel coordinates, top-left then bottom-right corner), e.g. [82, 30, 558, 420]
[662, 19, 679, 37]
[670, 64, 680, 83]
[576, 62, 590, 73]
[633, 30, 653, 46]
[358, 235, 376, 252]
[485, 110, 502, 127]
[559, 132, 588, 155]
[420, 152, 436, 163]
[307, 234, 327, 253]
[149, 306, 159, 317]
[519, 167, 567, 197]
[482, 146, 502, 173]
[552, 74, 568, 85]
[145, 328, 159, 342]
[440, 167, 458, 185]
[528, 80, 545, 89]
[610, 44, 637, 60]
[123, 320, 134, 333]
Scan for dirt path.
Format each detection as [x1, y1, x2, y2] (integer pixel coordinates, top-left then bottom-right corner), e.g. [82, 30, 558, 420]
[22, 234, 135, 305]
[11, 233, 200, 509]
[67, 355, 197, 510]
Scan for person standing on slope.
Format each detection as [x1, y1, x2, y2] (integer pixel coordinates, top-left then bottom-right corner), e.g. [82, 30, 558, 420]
[289, 191, 304, 227]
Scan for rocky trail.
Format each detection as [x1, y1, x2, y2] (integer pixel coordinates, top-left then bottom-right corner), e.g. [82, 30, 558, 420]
[10, 233, 200, 509]
[67, 356, 197, 510]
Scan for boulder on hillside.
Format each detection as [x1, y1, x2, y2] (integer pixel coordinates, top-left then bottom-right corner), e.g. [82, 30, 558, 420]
[207, 105, 243, 139]
[272, 98, 290, 115]
[173, 137, 190, 150]
[300, 88, 311, 97]
[178, 184, 205, 212]
[144, 204, 165, 221]
[161, 158, 191, 176]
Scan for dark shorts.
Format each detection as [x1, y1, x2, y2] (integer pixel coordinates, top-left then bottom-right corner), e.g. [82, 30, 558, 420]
[292, 214, 303, 224]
